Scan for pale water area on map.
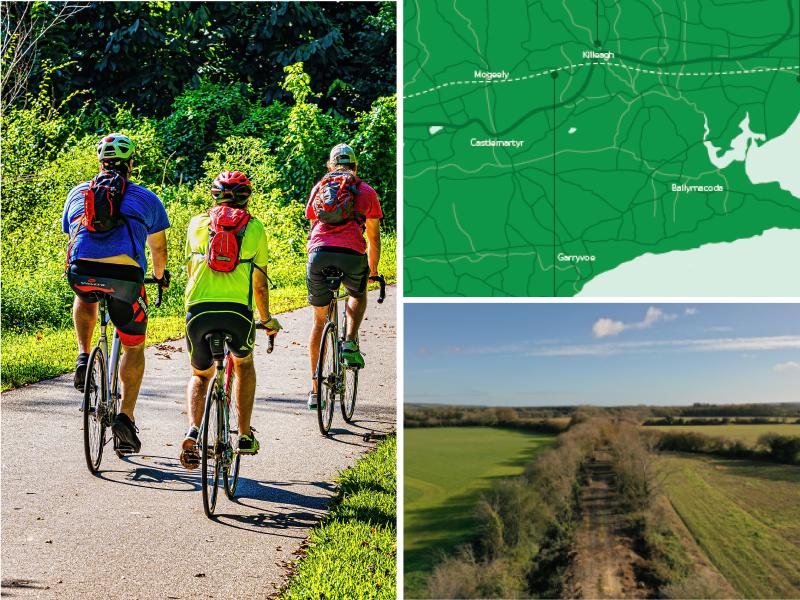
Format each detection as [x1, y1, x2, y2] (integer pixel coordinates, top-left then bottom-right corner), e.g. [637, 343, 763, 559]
[703, 112, 765, 169]
[704, 110, 800, 196]
[578, 227, 800, 296]
[745, 111, 800, 198]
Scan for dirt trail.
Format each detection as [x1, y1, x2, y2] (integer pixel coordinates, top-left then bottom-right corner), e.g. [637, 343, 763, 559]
[565, 447, 650, 599]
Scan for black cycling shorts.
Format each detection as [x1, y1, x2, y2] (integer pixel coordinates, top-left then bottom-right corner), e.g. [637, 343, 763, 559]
[185, 302, 255, 370]
[306, 247, 369, 307]
[67, 260, 147, 346]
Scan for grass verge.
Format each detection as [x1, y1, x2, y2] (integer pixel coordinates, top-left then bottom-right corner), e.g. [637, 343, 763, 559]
[280, 435, 396, 600]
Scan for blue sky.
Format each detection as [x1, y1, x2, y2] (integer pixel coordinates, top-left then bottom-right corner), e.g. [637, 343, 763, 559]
[405, 304, 800, 406]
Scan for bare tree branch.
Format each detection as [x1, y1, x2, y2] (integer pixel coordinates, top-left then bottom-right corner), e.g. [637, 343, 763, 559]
[1, 1, 91, 114]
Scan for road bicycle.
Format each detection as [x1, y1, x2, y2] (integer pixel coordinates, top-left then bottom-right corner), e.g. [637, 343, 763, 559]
[82, 277, 164, 474]
[315, 269, 385, 436]
[200, 322, 275, 518]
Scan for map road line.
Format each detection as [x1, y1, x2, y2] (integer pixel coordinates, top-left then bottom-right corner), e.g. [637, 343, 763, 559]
[403, 63, 800, 99]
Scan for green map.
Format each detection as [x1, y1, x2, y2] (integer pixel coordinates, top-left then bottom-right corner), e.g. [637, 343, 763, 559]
[404, 0, 800, 296]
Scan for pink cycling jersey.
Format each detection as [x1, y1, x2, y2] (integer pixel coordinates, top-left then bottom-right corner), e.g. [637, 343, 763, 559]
[305, 181, 383, 254]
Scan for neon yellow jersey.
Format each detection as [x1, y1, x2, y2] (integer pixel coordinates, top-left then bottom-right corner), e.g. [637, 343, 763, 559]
[184, 212, 268, 309]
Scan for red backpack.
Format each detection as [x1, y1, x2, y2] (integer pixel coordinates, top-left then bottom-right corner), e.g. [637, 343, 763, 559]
[311, 171, 363, 225]
[66, 170, 139, 269]
[206, 205, 252, 272]
[82, 170, 128, 232]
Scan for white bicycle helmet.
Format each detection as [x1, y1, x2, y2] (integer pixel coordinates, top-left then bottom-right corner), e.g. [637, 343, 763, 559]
[96, 133, 135, 160]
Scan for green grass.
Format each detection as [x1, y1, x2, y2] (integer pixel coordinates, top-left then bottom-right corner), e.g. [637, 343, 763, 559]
[404, 427, 555, 598]
[1, 240, 395, 392]
[1, 285, 306, 391]
[658, 454, 800, 598]
[280, 436, 396, 599]
[644, 423, 800, 444]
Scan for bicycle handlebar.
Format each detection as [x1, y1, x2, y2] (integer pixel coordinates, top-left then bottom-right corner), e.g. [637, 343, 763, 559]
[369, 275, 386, 304]
[143, 275, 166, 308]
[254, 320, 276, 353]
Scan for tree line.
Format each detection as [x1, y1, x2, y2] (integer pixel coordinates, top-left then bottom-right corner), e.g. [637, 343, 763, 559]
[404, 404, 569, 435]
[652, 430, 800, 465]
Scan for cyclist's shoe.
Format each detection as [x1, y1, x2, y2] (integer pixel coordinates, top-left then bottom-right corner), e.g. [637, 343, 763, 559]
[74, 352, 90, 394]
[180, 426, 200, 470]
[341, 340, 365, 369]
[307, 391, 325, 411]
[238, 431, 260, 455]
[112, 413, 141, 455]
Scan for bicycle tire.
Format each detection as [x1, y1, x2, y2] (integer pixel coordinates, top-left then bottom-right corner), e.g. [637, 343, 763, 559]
[201, 379, 222, 517]
[83, 346, 106, 473]
[224, 356, 241, 499]
[341, 366, 358, 423]
[316, 322, 337, 435]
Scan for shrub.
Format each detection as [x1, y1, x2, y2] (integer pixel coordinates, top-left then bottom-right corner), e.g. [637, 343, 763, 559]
[157, 80, 261, 180]
[427, 549, 520, 599]
[353, 95, 397, 228]
[277, 62, 348, 200]
[758, 434, 800, 464]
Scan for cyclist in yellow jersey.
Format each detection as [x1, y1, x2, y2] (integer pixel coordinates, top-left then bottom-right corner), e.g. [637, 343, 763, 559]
[180, 171, 281, 469]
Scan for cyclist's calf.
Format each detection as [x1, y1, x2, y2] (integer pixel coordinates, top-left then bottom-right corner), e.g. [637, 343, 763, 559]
[119, 342, 145, 419]
[230, 353, 256, 436]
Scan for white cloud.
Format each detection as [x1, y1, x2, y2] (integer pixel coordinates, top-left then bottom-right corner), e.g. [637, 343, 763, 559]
[685, 308, 698, 316]
[774, 361, 800, 372]
[531, 336, 800, 357]
[592, 306, 678, 338]
[592, 318, 627, 338]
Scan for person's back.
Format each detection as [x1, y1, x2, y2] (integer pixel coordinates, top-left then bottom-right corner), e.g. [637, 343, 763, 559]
[63, 181, 168, 271]
[62, 133, 170, 455]
[184, 211, 269, 309]
[179, 171, 281, 470]
[304, 143, 383, 410]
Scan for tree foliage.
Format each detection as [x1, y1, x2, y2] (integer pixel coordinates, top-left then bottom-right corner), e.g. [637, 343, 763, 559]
[3, 1, 396, 117]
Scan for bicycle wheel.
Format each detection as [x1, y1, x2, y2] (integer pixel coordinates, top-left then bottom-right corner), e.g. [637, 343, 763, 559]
[341, 366, 358, 423]
[224, 356, 241, 499]
[83, 346, 107, 473]
[316, 322, 337, 435]
[201, 380, 222, 517]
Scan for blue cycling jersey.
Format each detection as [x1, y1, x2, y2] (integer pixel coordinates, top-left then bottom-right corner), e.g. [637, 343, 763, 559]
[63, 181, 170, 273]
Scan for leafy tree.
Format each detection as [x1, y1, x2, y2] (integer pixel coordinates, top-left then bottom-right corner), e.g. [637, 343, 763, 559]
[7, 2, 396, 117]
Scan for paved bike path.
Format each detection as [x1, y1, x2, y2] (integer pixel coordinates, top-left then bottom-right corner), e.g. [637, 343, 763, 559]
[1, 288, 396, 599]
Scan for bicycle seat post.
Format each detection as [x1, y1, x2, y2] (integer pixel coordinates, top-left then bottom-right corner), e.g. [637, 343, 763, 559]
[205, 332, 232, 370]
[98, 297, 109, 339]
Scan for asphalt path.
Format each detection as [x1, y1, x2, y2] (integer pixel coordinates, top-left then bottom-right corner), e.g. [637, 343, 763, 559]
[1, 288, 396, 599]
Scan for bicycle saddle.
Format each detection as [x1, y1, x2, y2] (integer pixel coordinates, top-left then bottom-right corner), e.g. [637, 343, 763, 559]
[321, 266, 344, 291]
[204, 331, 233, 359]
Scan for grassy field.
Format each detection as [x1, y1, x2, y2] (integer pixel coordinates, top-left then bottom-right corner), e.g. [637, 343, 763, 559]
[404, 427, 555, 598]
[644, 423, 800, 444]
[281, 436, 396, 599]
[658, 454, 800, 598]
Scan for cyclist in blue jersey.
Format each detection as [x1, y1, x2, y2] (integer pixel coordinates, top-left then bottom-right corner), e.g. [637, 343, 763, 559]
[62, 133, 171, 454]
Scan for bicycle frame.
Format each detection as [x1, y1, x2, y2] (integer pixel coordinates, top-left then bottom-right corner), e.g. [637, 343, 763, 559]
[91, 299, 122, 420]
[200, 340, 234, 464]
[325, 287, 353, 385]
